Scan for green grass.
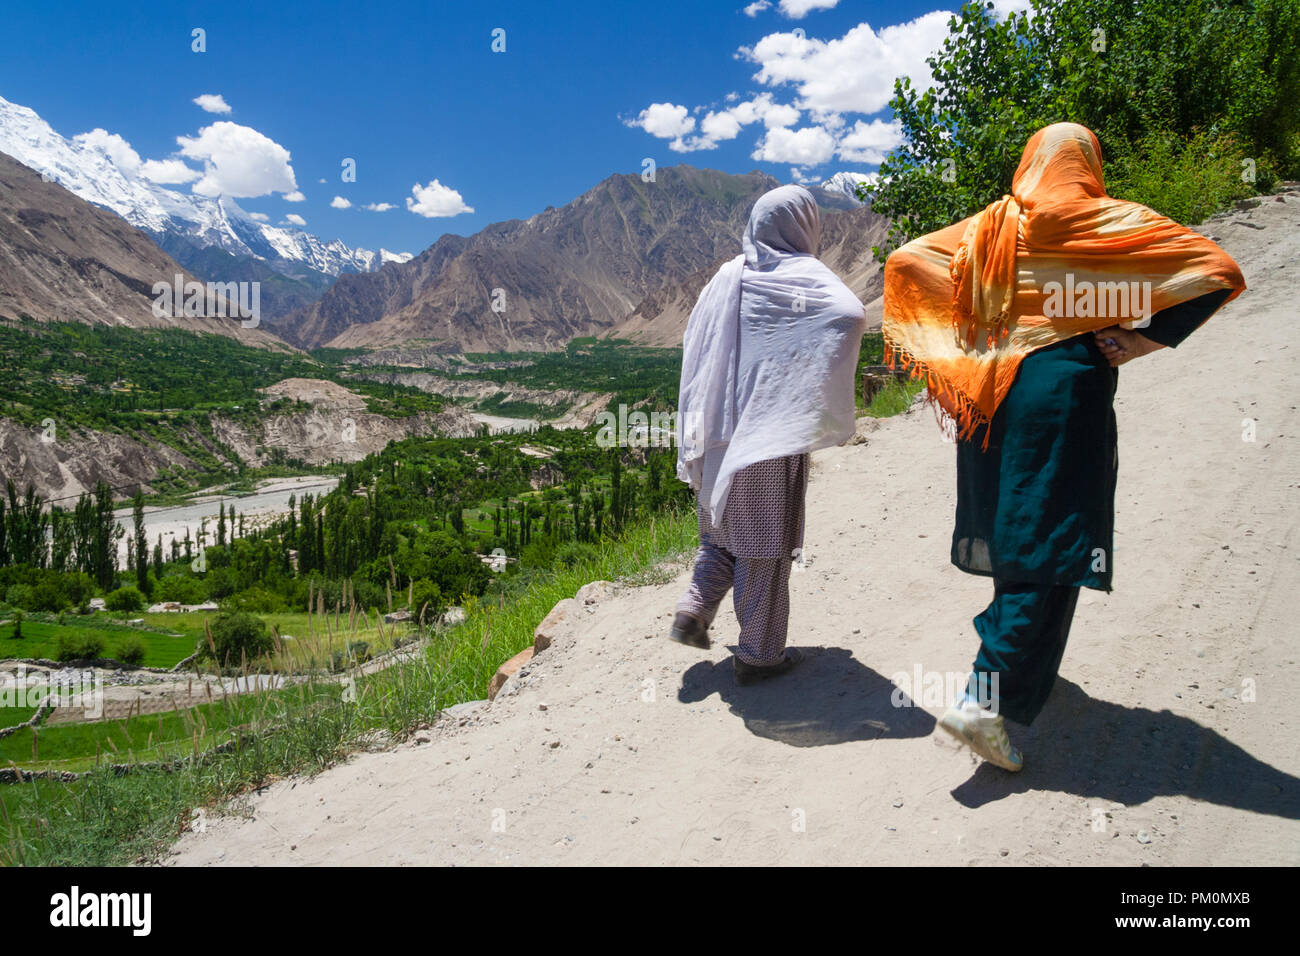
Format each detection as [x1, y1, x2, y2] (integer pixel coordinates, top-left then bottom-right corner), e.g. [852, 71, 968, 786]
[854, 331, 922, 415]
[434, 509, 697, 704]
[261, 612, 404, 671]
[0, 507, 697, 866]
[0, 677, 364, 866]
[0, 616, 193, 668]
[0, 705, 39, 728]
[863, 378, 926, 418]
[5, 608, 411, 673]
[135, 609, 404, 672]
[0, 690, 274, 774]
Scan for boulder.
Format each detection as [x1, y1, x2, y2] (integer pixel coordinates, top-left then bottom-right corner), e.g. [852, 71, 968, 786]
[443, 699, 488, 720]
[575, 580, 615, 605]
[533, 597, 580, 653]
[488, 647, 534, 700]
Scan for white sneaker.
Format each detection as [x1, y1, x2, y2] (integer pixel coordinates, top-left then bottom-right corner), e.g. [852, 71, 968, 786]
[939, 698, 1023, 772]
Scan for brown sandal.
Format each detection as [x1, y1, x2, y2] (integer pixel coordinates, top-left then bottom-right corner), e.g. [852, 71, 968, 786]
[734, 648, 803, 686]
[668, 612, 710, 649]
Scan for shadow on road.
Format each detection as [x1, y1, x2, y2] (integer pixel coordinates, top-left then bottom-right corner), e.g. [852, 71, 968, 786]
[677, 645, 936, 747]
[950, 678, 1300, 819]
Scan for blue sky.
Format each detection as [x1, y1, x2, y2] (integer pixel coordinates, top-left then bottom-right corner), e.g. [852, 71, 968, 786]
[0, 0, 976, 256]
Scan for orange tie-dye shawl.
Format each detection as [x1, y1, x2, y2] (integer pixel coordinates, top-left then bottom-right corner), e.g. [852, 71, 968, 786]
[882, 123, 1246, 442]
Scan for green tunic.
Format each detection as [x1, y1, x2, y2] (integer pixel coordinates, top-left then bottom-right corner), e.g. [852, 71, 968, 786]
[952, 290, 1231, 592]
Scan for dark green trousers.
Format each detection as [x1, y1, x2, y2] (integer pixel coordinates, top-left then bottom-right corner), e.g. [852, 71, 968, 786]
[966, 580, 1081, 725]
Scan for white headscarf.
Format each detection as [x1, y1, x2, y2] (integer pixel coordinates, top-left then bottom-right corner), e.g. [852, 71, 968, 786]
[677, 184, 867, 524]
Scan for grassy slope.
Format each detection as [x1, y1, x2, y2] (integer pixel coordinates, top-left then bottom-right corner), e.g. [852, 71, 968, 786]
[0, 508, 696, 865]
[0, 617, 194, 668]
[0, 331, 908, 862]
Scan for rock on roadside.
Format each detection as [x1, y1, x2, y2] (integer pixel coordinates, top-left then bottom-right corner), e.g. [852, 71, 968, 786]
[488, 647, 534, 701]
[533, 598, 581, 654]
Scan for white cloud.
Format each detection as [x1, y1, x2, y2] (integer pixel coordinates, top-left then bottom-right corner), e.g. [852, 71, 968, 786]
[176, 121, 298, 199]
[246, 212, 270, 222]
[193, 94, 232, 114]
[283, 190, 305, 202]
[365, 202, 396, 212]
[73, 129, 142, 175]
[283, 213, 306, 226]
[139, 158, 201, 184]
[657, 93, 803, 152]
[626, 102, 695, 140]
[751, 125, 836, 165]
[741, 13, 951, 118]
[330, 195, 352, 209]
[699, 111, 743, 144]
[778, 0, 840, 17]
[627, 11, 958, 173]
[837, 118, 904, 163]
[406, 180, 473, 218]
[728, 93, 801, 129]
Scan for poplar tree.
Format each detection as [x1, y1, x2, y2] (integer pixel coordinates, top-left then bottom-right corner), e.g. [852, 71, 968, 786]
[132, 491, 149, 595]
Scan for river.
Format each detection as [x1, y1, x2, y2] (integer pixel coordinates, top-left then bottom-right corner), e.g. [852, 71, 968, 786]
[470, 413, 540, 434]
[113, 416, 548, 562]
[112, 475, 339, 564]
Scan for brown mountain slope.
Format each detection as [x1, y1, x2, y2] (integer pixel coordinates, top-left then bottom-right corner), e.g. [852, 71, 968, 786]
[609, 201, 890, 346]
[0, 151, 286, 348]
[276, 166, 882, 353]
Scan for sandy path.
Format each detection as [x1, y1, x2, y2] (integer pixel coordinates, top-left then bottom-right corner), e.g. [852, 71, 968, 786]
[167, 195, 1300, 866]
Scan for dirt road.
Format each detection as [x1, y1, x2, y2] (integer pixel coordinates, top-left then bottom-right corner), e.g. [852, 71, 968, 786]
[168, 193, 1300, 866]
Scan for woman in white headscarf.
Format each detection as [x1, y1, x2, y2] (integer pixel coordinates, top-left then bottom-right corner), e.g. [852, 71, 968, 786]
[671, 184, 867, 684]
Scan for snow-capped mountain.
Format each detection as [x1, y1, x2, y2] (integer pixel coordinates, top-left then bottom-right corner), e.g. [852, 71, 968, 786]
[0, 95, 410, 277]
[820, 171, 876, 204]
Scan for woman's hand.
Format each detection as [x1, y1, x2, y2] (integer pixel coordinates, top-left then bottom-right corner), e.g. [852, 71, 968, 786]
[1093, 325, 1165, 367]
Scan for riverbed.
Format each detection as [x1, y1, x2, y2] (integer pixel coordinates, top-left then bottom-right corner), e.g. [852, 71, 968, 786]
[112, 474, 340, 564]
[469, 412, 540, 434]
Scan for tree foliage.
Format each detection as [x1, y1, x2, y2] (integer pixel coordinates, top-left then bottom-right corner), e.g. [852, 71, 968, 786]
[869, 0, 1300, 257]
[204, 611, 273, 667]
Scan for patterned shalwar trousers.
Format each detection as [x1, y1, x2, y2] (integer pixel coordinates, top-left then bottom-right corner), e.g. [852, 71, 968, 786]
[676, 454, 809, 666]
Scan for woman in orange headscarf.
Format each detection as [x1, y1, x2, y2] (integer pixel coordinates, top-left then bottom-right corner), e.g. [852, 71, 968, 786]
[883, 123, 1245, 771]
